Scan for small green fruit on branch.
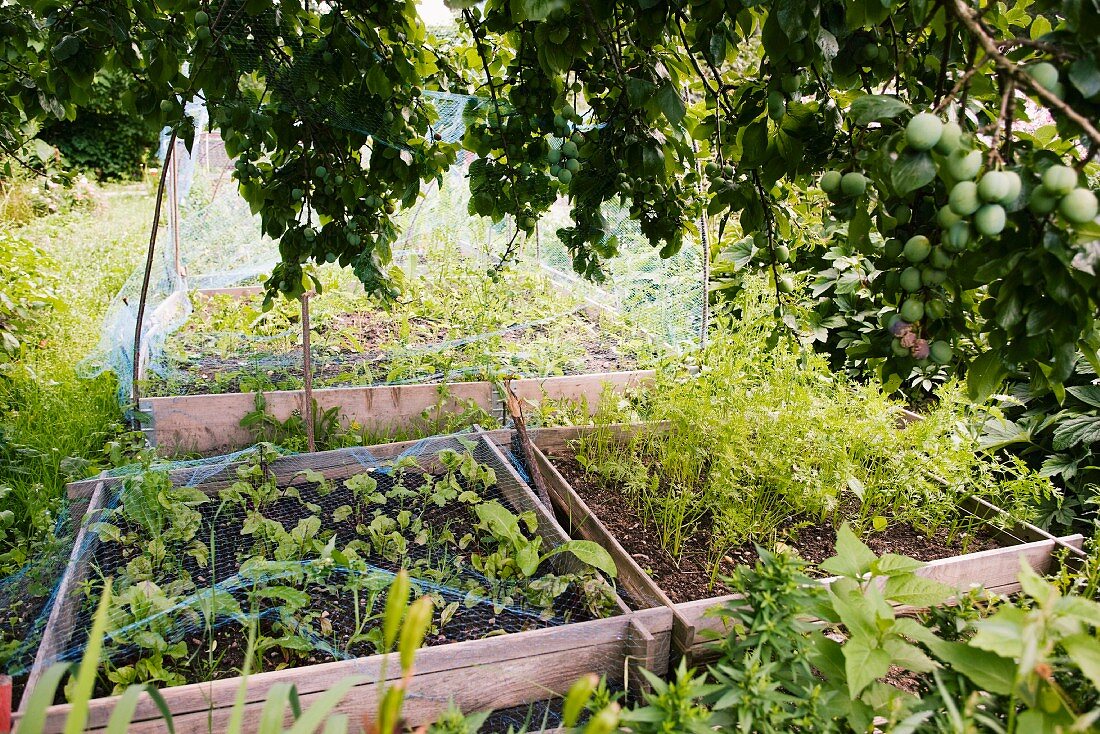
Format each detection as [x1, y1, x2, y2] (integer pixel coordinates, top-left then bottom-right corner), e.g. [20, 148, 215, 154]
[949, 0, 1100, 147]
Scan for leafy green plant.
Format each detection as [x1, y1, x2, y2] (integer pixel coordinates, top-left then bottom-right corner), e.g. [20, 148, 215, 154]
[619, 660, 716, 734]
[574, 284, 1053, 581]
[148, 240, 656, 400]
[980, 361, 1100, 533]
[70, 441, 621, 696]
[471, 500, 619, 617]
[0, 226, 59, 360]
[15, 571, 514, 734]
[694, 525, 1100, 732]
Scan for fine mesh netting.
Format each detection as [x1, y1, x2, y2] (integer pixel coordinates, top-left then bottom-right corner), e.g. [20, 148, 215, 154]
[79, 94, 706, 406]
[1, 430, 624, 708]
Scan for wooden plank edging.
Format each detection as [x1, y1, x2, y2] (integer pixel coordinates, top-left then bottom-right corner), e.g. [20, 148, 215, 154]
[18, 473, 109, 711]
[144, 370, 656, 456]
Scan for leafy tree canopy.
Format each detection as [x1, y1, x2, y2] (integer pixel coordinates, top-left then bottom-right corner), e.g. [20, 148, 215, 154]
[1, 0, 1098, 396]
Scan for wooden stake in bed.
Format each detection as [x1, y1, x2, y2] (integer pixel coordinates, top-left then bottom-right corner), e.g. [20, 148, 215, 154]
[502, 379, 553, 509]
[301, 290, 316, 454]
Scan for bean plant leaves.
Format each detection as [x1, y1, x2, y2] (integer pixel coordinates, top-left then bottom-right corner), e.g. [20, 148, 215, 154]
[1052, 415, 1100, 451]
[1066, 385, 1100, 408]
[1062, 634, 1100, 691]
[882, 574, 953, 607]
[927, 640, 1016, 695]
[970, 606, 1028, 658]
[870, 553, 925, 577]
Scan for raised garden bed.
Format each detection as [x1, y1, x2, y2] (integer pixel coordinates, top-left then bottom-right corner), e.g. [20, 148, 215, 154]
[142, 245, 662, 400]
[514, 424, 1085, 660]
[13, 429, 672, 733]
[140, 369, 655, 456]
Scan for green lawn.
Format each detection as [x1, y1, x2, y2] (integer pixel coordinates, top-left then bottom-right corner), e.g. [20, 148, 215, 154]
[1, 182, 151, 573]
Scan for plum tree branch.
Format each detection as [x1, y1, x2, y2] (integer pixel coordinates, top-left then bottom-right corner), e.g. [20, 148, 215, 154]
[950, 0, 1100, 147]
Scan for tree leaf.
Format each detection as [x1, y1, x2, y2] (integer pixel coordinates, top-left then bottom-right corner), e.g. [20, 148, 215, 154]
[654, 82, 686, 125]
[966, 350, 1008, 403]
[1069, 58, 1100, 100]
[366, 66, 392, 99]
[848, 94, 910, 126]
[891, 151, 936, 194]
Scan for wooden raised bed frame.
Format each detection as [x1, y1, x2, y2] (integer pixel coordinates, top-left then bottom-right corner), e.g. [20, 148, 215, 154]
[516, 424, 1086, 662]
[16, 428, 672, 734]
[140, 370, 655, 456]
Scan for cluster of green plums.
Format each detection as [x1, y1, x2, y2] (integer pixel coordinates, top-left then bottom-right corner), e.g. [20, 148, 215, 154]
[819, 168, 869, 202]
[1028, 165, 1098, 224]
[548, 132, 582, 185]
[900, 113, 1021, 245]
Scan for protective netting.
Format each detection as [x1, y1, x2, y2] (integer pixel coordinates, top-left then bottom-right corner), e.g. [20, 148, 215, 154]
[80, 95, 705, 406]
[1, 429, 623, 708]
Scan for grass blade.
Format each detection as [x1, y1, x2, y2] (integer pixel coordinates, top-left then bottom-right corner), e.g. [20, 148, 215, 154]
[286, 676, 364, 734]
[225, 618, 258, 734]
[143, 687, 177, 734]
[257, 682, 293, 733]
[104, 684, 148, 734]
[321, 713, 348, 734]
[64, 578, 113, 734]
[15, 663, 71, 734]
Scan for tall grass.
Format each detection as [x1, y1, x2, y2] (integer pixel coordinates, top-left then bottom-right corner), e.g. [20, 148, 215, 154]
[0, 183, 151, 573]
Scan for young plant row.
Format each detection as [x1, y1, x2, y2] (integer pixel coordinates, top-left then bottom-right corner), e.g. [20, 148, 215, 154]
[146, 242, 656, 397]
[72, 442, 616, 697]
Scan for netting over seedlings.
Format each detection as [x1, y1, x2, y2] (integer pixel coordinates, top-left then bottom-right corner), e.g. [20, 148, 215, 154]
[81, 101, 705, 406]
[3, 430, 622, 704]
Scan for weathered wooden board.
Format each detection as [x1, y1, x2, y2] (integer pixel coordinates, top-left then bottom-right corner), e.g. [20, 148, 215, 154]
[26, 607, 672, 733]
[142, 381, 493, 456]
[517, 439, 673, 613]
[192, 286, 264, 300]
[20, 436, 669, 733]
[18, 473, 109, 711]
[143, 370, 656, 456]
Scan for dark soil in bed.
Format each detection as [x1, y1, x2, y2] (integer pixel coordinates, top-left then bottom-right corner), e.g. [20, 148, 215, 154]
[548, 452, 1003, 604]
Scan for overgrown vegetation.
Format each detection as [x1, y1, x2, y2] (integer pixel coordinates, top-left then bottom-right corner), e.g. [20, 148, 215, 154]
[0, 183, 149, 575]
[572, 278, 1053, 581]
[37, 71, 160, 181]
[624, 529, 1100, 732]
